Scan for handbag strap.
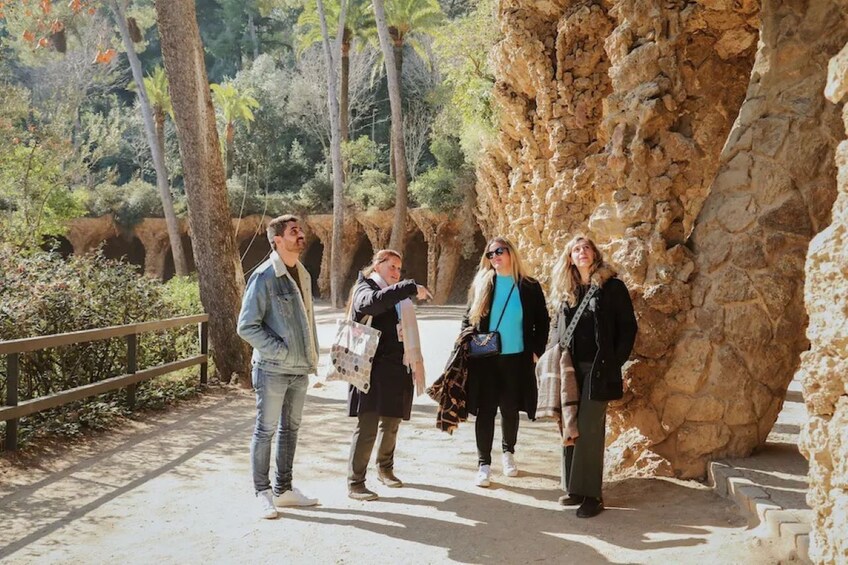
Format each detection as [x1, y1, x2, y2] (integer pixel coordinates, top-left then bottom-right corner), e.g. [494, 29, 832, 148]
[346, 286, 373, 326]
[561, 285, 598, 347]
[491, 282, 516, 332]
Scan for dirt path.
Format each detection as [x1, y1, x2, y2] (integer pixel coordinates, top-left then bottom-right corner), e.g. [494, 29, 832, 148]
[0, 306, 780, 564]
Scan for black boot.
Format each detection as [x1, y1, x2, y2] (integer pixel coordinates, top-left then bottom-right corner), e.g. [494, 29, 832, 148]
[576, 497, 604, 518]
[558, 494, 584, 506]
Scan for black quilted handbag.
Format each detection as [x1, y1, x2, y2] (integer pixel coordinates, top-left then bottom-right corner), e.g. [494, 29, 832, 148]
[468, 284, 515, 359]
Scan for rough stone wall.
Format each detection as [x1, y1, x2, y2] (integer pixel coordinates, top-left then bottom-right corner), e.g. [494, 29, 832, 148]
[642, 0, 848, 478]
[482, 0, 848, 476]
[798, 33, 848, 564]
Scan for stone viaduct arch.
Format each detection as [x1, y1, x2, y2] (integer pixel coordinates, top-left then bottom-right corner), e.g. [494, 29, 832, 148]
[54, 210, 483, 305]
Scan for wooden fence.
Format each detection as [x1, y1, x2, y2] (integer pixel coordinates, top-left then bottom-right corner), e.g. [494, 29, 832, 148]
[0, 314, 209, 451]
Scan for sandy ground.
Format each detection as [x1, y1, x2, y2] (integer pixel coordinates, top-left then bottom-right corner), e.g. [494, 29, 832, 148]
[0, 305, 782, 564]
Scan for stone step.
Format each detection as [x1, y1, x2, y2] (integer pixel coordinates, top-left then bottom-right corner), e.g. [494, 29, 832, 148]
[709, 459, 811, 563]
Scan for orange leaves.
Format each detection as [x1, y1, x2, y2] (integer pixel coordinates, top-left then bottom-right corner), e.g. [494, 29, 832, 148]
[94, 48, 116, 64]
[67, 0, 82, 12]
[39, 0, 49, 15]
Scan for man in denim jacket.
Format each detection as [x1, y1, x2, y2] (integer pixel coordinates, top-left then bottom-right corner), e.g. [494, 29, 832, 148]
[237, 214, 320, 519]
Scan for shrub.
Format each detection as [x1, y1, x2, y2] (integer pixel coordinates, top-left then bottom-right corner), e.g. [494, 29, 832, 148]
[297, 175, 333, 214]
[78, 179, 183, 229]
[0, 249, 204, 448]
[347, 169, 395, 211]
[409, 166, 473, 212]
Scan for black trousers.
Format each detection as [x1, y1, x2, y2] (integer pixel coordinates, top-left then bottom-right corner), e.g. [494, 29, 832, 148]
[474, 353, 524, 466]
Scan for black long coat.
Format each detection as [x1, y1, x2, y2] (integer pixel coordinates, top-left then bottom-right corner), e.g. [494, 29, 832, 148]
[549, 271, 637, 401]
[462, 276, 550, 419]
[347, 275, 418, 420]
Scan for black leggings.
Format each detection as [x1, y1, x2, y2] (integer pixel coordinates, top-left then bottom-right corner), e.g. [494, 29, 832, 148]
[474, 353, 524, 466]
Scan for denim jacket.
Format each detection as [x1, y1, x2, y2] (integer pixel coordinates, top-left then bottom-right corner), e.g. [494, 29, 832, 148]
[237, 252, 319, 375]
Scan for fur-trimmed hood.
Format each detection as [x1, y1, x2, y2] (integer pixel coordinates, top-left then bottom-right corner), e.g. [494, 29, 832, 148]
[589, 263, 617, 287]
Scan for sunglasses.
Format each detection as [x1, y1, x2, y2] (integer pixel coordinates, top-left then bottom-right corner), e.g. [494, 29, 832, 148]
[485, 247, 509, 260]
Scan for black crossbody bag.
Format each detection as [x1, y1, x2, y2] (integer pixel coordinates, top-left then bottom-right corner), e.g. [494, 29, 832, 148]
[468, 283, 516, 359]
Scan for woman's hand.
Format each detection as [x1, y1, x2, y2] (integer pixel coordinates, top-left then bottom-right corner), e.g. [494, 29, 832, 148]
[416, 285, 433, 301]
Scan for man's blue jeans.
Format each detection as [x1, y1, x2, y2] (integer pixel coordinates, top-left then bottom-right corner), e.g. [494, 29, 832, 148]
[250, 367, 308, 494]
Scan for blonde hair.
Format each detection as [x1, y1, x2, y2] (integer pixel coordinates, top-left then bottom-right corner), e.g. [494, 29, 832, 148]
[466, 237, 534, 326]
[347, 249, 403, 313]
[550, 235, 606, 307]
[362, 248, 403, 277]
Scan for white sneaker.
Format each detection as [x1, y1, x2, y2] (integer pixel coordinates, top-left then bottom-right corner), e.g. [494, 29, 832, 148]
[475, 464, 491, 488]
[257, 489, 278, 519]
[274, 487, 319, 507]
[502, 452, 518, 477]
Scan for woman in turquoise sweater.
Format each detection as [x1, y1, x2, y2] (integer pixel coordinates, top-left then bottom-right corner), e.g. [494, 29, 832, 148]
[462, 237, 549, 487]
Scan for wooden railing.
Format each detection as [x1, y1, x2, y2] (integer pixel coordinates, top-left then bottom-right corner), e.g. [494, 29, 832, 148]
[0, 314, 209, 451]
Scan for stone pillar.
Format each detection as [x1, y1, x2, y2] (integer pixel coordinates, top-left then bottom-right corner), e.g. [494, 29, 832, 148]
[798, 36, 848, 564]
[65, 216, 119, 255]
[355, 210, 393, 252]
[409, 209, 465, 305]
[628, 0, 848, 478]
[135, 219, 174, 278]
[306, 214, 364, 299]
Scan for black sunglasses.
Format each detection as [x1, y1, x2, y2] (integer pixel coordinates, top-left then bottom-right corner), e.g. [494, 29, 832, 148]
[485, 246, 509, 260]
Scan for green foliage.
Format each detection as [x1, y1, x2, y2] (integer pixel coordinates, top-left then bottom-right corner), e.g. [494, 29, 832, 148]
[297, 174, 334, 213]
[430, 135, 465, 172]
[347, 169, 395, 210]
[342, 135, 382, 171]
[409, 166, 470, 211]
[433, 0, 498, 159]
[0, 250, 203, 447]
[142, 66, 173, 118]
[295, 0, 375, 53]
[409, 134, 471, 211]
[76, 179, 181, 228]
[0, 85, 86, 252]
[211, 82, 261, 127]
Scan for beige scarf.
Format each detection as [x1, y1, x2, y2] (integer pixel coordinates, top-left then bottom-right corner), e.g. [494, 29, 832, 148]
[370, 273, 426, 395]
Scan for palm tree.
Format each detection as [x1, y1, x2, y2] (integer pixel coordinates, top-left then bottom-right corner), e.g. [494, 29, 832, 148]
[371, 0, 443, 253]
[297, 0, 374, 145]
[210, 82, 260, 179]
[144, 66, 173, 163]
[111, 1, 188, 276]
[315, 0, 349, 308]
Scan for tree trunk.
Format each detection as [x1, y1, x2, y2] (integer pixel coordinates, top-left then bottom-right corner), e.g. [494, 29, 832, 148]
[247, 10, 259, 60]
[153, 106, 167, 164]
[225, 122, 234, 179]
[340, 36, 350, 144]
[388, 32, 404, 182]
[317, 0, 348, 308]
[373, 4, 410, 254]
[153, 0, 251, 385]
[111, 0, 188, 277]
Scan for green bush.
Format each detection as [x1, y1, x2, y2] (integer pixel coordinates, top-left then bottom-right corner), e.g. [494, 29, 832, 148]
[77, 179, 184, 229]
[409, 166, 472, 212]
[0, 249, 204, 448]
[347, 169, 395, 211]
[430, 136, 465, 172]
[297, 175, 333, 214]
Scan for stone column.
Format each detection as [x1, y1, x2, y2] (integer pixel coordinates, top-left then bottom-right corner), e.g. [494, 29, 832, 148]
[798, 35, 848, 564]
[306, 214, 364, 299]
[355, 210, 393, 252]
[627, 0, 848, 478]
[134, 219, 173, 278]
[65, 216, 119, 255]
